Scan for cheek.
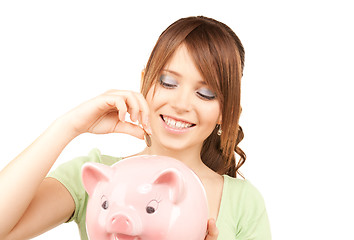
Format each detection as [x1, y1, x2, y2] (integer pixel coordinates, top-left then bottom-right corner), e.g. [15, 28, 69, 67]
[145, 85, 155, 104]
[198, 102, 221, 125]
[145, 86, 167, 110]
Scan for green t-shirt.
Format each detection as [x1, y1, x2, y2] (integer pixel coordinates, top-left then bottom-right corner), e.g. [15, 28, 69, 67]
[48, 149, 271, 240]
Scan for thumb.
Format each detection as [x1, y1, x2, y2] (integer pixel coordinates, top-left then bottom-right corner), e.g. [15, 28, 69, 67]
[205, 218, 219, 240]
[114, 121, 145, 140]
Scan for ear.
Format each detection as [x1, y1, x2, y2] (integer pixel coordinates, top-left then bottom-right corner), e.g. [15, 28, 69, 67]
[153, 168, 186, 204]
[81, 163, 112, 196]
[140, 69, 145, 91]
[217, 114, 222, 125]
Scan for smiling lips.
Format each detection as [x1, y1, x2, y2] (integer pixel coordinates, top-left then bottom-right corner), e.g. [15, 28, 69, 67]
[160, 115, 196, 130]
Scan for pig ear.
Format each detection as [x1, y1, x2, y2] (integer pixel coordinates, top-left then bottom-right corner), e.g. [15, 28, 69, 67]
[81, 162, 112, 196]
[153, 168, 186, 204]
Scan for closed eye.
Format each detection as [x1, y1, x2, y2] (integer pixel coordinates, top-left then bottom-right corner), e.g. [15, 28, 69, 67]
[159, 75, 178, 89]
[196, 88, 216, 100]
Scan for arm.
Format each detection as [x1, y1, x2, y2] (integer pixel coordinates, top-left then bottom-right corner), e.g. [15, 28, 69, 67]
[4, 178, 75, 240]
[0, 118, 77, 239]
[0, 90, 150, 239]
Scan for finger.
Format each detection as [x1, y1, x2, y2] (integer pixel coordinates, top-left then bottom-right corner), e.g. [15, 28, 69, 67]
[105, 91, 143, 125]
[112, 96, 128, 122]
[96, 93, 128, 123]
[114, 121, 145, 140]
[124, 92, 142, 123]
[134, 92, 151, 133]
[101, 90, 151, 133]
[205, 219, 219, 240]
[113, 91, 151, 134]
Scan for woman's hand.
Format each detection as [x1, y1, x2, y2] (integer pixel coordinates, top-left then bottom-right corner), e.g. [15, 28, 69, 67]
[205, 218, 219, 240]
[63, 90, 151, 139]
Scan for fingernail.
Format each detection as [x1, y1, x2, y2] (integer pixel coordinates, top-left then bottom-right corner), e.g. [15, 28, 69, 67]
[144, 117, 152, 135]
[133, 113, 139, 123]
[147, 126, 152, 135]
[143, 114, 148, 127]
[120, 112, 126, 122]
[144, 124, 152, 135]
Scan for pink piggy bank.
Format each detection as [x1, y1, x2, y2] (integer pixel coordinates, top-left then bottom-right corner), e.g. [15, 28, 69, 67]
[81, 155, 208, 240]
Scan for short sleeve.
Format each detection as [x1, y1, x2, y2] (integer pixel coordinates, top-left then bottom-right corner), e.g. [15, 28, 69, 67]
[47, 149, 121, 224]
[47, 149, 99, 223]
[236, 180, 272, 240]
[217, 176, 271, 240]
[47, 149, 122, 240]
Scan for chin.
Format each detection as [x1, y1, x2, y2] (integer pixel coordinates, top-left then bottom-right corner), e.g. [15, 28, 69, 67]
[153, 135, 202, 154]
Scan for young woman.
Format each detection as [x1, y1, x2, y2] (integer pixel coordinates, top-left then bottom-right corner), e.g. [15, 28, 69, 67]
[0, 16, 271, 239]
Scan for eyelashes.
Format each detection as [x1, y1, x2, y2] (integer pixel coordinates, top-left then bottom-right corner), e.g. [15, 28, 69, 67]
[159, 75, 178, 88]
[196, 88, 216, 100]
[159, 74, 216, 100]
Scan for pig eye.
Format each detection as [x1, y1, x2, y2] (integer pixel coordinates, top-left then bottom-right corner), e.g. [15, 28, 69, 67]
[102, 200, 109, 210]
[146, 206, 155, 214]
[146, 199, 159, 214]
[101, 195, 109, 210]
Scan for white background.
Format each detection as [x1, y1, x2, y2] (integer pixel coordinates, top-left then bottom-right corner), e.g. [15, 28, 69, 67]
[1, 0, 353, 239]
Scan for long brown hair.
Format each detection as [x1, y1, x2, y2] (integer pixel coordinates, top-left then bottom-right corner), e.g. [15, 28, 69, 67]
[141, 16, 246, 178]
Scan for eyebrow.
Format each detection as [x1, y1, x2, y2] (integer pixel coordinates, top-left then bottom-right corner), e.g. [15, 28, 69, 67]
[162, 69, 207, 85]
[162, 69, 182, 77]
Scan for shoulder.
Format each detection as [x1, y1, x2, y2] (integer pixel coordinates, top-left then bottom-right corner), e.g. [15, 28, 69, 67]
[71, 148, 122, 166]
[47, 149, 122, 187]
[219, 175, 271, 239]
[223, 175, 267, 217]
[49, 148, 121, 175]
[224, 176, 265, 203]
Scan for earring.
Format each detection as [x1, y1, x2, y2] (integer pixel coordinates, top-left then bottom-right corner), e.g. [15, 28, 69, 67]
[217, 125, 222, 136]
[144, 133, 152, 147]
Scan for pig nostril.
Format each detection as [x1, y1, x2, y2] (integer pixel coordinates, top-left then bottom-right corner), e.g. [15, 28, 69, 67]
[112, 218, 128, 225]
[110, 215, 133, 234]
[107, 213, 142, 236]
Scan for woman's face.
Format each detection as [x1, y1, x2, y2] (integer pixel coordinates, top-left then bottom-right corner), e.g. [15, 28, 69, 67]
[145, 44, 221, 153]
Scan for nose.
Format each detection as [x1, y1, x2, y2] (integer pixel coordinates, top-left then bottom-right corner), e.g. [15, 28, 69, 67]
[106, 213, 141, 235]
[171, 87, 192, 113]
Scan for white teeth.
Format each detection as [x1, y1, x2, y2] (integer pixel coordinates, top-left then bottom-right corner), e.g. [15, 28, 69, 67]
[163, 116, 193, 129]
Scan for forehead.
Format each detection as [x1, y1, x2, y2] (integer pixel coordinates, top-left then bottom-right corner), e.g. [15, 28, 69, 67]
[163, 44, 205, 83]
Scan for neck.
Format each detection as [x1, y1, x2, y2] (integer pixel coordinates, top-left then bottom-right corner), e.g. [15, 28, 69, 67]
[139, 144, 205, 174]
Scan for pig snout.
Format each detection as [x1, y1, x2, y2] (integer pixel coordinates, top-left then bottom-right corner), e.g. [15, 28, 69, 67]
[106, 213, 142, 236]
